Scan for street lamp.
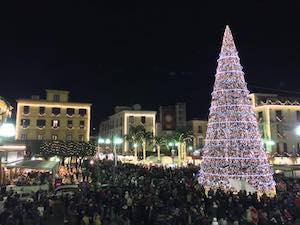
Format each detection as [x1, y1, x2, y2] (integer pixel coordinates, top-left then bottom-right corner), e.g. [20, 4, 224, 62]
[113, 136, 123, 167]
[0, 123, 16, 138]
[98, 138, 105, 144]
[295, 125, 300, 136]
[105, 138, 111, 145]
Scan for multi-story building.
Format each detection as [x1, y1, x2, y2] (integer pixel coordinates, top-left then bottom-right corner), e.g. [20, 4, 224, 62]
[16, 90, 91, 142]
[187, 119, 207, 150]
[156, 102, 187, 136]
[250, 93, 300, 154]
[0, 97, 13, 125]
[99, 104, 156, 153]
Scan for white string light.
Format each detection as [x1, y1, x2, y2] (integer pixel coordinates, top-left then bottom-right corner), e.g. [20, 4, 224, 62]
[198, 26, 275, 193]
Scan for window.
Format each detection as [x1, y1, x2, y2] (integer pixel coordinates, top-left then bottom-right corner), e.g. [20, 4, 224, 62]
[198, 125, 203, 133]
[276, 143, 280, 153]
[66, 134, 72, 141]
[52, 134, 58, 140]
[297, 111, 300, 122]
[79, 135, 84, 142]
[52, 108, 61, 115]
[21, 119, 30, 128]
[21, 134, 27, 140]
[52, 120, 59, 128]
[39, 107, 45, 115]
[36, 119, 46, 128]
[79, 109, 87, 117]
[198, 137, 204, 148]
[141, 116, 146, 124]
[258, 112, 263, 122]
[23, 106, 30, 114]
[53, 94, 60, 102]
[80, 120, 85, 129]
[275, 110, 283, 121]
[283, 143, 288, 153]
[66, 108, 75, 116]
[37, 134, 43, 140]
[129, 116, 134, 124]
[67, 120, 73, 129]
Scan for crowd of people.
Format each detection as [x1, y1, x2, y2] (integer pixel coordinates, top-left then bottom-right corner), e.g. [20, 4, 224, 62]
[0, 162, 300, 225]
[11, 171, 51, 186]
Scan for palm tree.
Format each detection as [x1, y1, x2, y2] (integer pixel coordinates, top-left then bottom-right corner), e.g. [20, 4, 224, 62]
[151, 136, 167, 163]
[126, 125, 153, 162]
[125, 125, 144, 159]
[172, 127, 194, 165]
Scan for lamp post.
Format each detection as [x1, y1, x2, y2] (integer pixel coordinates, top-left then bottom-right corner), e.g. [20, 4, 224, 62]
[133, 143, 138, 160]
[113, 136, 123, 167]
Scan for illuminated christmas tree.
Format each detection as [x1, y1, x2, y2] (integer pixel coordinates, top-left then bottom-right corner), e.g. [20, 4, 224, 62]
[198, 26, 275, 193]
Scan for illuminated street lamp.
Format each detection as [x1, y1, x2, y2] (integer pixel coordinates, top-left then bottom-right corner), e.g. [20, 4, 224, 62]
[105, 138, 111, 145]
[113, 136, 123, 167]
[295, 125, 300, 136]
[133, 143, 138, 159]
[0, 123, 16, 138]
[98, 138, 105, 144]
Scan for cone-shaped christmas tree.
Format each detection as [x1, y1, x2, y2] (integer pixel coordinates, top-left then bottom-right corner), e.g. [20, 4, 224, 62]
[198, 26, 275, 193]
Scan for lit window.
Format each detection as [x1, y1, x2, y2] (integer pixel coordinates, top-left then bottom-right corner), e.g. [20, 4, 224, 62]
[52, 120, 59, 128]
[67, 120, 73, 129]
[37, 134, 43, 140]
[79, 109, 87, 117]
[52, 108, 61, 115]
[129, 116, 134, 124]
[53, 94, 60, 102]
[21, 119, 30, 128]
[39, 107, 45, 115]
[21, 134, 27, 140]
[37, 119, 46, 128]
[141, 116, 146, 124]
[80, 120, 85, 129]
[52, 134, 58, 140]
[66, 134, 72, 141]
[23, 106, 30, 114]
[67, 108, 75, 116]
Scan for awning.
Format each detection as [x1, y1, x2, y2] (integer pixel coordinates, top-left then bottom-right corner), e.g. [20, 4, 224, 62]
[6, 159, 58, 171]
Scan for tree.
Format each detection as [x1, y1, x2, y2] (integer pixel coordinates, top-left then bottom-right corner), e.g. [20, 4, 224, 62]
[126, 125, 153, 161]
[198, 26, 275, 193]
[40, 140, 96, 159]
[172, 128, 194, 165]
[150, 136, 167, 162]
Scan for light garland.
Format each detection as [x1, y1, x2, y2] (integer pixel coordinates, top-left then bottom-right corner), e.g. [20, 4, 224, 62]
[203, 156, 268, 160]
[198, 26, 275, 193]
[202, 173, 274, 177]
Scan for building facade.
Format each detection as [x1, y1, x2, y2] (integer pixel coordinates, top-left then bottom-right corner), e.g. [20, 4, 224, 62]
[187, 119, 207, 150]
[16, 90, 91, 142]
[99, 104, 156, 153]
[156, 102, 187, 136]
[250, 93, 300, 154]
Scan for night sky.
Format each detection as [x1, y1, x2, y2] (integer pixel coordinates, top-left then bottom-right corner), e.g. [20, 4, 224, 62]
[1, 1, 300, 130]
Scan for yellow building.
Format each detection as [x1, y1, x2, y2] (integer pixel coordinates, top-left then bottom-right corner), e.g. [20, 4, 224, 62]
[0, 97, 13, 124]
[187, 119, 207, 149]
[250, 93, 300, 154]
[16, 90, 91, 142]
[99, 104, 156, 153]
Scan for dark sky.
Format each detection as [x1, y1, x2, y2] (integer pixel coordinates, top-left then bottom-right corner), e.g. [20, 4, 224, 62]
[2, 1, 300, 130]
